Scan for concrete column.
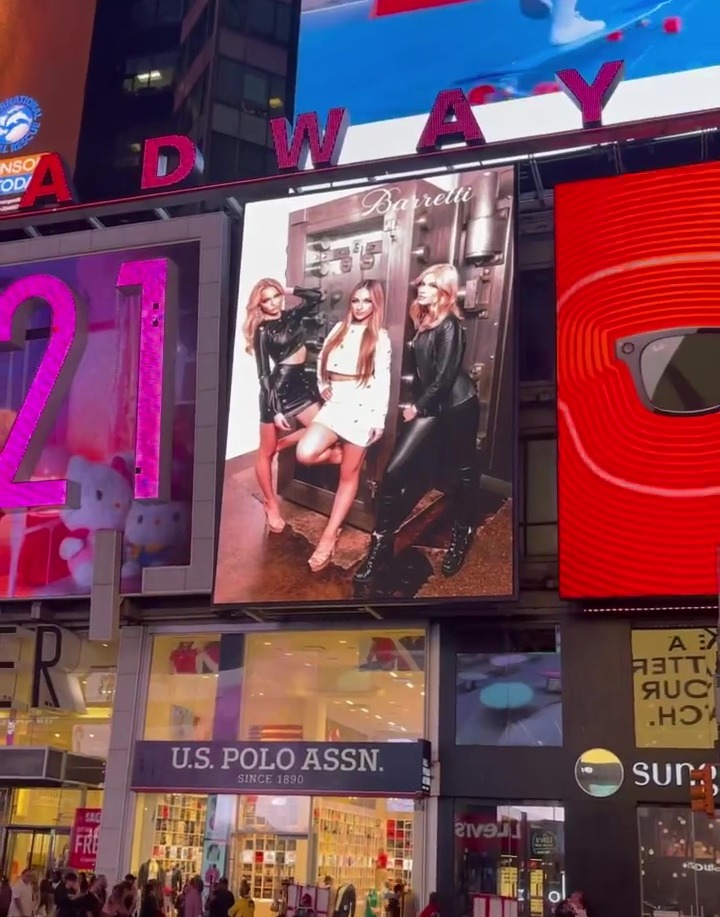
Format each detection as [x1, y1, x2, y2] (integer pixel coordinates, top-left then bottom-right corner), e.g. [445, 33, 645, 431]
[95, 626, 146, 880]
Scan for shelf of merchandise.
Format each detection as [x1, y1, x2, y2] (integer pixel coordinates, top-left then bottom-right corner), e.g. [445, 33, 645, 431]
[235, 833, 299, 901]
[385, 818, 413, 886]
[152, 793, 206, 880]
[314, 802, 384, 892]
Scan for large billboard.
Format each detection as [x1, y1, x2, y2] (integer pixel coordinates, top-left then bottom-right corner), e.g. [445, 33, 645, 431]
[215, 166, 515, 606]
[296, 0, 709, 163]
[0, 0, 97, 211]
[0, 214, 227, 599]
[556, 161, 720, 600]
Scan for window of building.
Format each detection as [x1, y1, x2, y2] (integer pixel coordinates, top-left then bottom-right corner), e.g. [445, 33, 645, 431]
[519, 436, 557, 557]
[178, 72, 208, 134]
[144, 630, 425, 741]
[639, 806, 720, 916]
[132, 0, 185, 27]
[238, 141, 267, 177]
[519, 268, 555, 383]
[124, 52, 177, 92]
[216, 56, 244, 107]
[455, 628, 561, 747]
[455, 802, 565, 917]
[0, 629, 117, 879]
[247, 0, 275, 36]
[242, 0, 293, 43]
[240, 112, 267, 146]
[181, 0, 215, 73]
[209, 131, 238, 181]
[222, 0, 247, 30]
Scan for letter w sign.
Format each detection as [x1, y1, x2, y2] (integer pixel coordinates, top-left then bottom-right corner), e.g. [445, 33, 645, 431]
[372, 0, 472, 16]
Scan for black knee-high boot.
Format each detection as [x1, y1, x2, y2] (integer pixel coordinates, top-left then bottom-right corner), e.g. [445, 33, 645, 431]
[442, 464, 477, 578]
[353, 492, 396, 585]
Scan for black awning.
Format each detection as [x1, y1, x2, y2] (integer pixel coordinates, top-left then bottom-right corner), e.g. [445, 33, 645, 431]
[0, 747, 104, 787]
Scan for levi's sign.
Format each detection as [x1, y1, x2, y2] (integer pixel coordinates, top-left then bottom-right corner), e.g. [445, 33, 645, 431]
[132, 740, 432, 796]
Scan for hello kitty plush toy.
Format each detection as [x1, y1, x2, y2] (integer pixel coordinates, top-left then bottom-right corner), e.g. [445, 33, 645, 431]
[59, 455, 134, 590]
[122, 500, 190, 579]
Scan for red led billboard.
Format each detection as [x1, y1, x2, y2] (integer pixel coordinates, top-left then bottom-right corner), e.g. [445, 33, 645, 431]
[556, 161, 720, 599]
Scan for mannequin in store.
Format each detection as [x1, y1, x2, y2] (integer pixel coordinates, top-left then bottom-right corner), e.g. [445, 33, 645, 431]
[332, 884, 356, 917]
[139, 860, 166, 890]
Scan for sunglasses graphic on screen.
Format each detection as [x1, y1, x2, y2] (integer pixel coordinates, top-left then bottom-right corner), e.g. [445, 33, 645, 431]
[615, 327, 720, 416]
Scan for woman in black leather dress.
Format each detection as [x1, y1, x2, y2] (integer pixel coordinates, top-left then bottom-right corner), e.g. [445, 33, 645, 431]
[243, 278, 324, 533]
[354, 263, 480, 585]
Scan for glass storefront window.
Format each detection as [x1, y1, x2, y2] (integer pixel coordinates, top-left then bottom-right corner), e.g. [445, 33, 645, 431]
[454, 802, 565, 917]
[639, 805, 720, 916]
[132, 791, 417, 911]
[144, 629, 426, 742]
[0, 629, 117, 878]
[0, 631, 118, 752]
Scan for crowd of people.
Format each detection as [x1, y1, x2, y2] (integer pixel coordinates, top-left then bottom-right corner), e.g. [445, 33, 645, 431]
[0, 871, 258, 917]
[0, 870, 446, 917]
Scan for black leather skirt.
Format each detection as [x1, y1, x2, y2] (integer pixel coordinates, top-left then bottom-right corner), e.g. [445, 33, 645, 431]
[261, 364, 320, 424]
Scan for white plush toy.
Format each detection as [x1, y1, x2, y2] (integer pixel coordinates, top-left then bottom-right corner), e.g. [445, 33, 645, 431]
[122, 500, 190, 579]
[59, 455, 134, 590]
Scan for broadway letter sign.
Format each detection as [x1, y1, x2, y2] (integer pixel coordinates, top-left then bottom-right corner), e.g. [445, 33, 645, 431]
[132, 740, 432, 796]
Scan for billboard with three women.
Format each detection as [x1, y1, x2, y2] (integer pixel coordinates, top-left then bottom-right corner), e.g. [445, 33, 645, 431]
[214, 166, 516, 605]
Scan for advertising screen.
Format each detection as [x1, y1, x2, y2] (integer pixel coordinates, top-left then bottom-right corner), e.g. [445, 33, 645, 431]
[296, 0, 709, 163]
[0, 0, 97, 211]
[215, 166, 516, 605]
[0, 241, 199, 599]
[556, 160, 720, 599]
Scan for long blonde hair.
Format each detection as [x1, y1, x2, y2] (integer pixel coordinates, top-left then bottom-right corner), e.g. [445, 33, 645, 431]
[409, 263, 462, 330]
[319, 280, 385, 386]
[243, 278, 284, 354]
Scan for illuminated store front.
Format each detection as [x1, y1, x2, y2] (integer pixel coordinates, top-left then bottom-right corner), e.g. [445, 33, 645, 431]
[0, 625, 118, 878]
[128, 629, 428, 916]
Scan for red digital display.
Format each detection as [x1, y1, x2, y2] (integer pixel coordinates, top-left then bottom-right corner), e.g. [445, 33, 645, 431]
[555, 161, 720, 599]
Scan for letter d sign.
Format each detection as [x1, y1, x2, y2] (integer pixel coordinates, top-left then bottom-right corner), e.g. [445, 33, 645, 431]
[141, 135, 203, 190]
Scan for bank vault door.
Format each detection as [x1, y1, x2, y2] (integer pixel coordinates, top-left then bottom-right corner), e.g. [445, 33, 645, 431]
[278, 180, 460, 531]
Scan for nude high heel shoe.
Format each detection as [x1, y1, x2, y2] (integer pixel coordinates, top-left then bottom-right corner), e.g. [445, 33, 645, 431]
[264, 504, 286, 534]
[308, 531, 341, 573]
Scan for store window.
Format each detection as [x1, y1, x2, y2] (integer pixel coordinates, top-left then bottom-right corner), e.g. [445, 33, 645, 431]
[0, 629, 118, 754]
[144, 629, 425, 741]
[132, 792, 417, 903]
[632, 628, 716, 750]
[0, 629, 116, 878]
[455, 629, 561, 746]
[638, 805, 720, 916]
[136, 630, 425, 898]
[455, 802, 565, 917]
[519, 437, 557, 558]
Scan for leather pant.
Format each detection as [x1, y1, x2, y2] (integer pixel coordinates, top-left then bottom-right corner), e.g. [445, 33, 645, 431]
[374, 396, 480, 535]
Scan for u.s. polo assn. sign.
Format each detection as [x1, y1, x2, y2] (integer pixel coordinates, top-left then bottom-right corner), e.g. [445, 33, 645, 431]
[131, 740, 432, 796]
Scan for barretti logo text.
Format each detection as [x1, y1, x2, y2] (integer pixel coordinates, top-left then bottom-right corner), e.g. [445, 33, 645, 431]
[0, 96, 42, 155]
[171, 744, 382, 773]
[360, 184, 474, 218]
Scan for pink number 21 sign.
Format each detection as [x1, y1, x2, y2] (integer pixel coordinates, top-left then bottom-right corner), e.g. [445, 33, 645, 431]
[0, 258, 176, 511]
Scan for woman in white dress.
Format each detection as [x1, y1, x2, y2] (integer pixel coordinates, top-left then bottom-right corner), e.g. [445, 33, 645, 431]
[296, 280, 392, 572]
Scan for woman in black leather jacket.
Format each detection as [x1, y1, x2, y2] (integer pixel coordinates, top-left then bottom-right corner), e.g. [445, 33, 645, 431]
[242, 278, 324, 533]
[354, 263, 480, 584]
